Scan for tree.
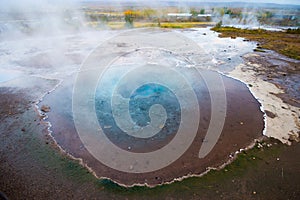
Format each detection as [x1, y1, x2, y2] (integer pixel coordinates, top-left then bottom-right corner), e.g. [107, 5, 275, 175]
[225, 8, 232, 15]
[190, 8, 198, 17]
[215, 20, 222, 29]
[258, 11, 274, 24]
[124, 10, 134, 28]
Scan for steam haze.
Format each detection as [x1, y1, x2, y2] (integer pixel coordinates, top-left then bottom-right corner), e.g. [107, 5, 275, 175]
[0, 0, 85, 39]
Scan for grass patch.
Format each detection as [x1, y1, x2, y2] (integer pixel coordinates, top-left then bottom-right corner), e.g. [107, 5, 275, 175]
[97, 139, 284, 198]
[101, 21, 215, 29]
[106, 22, 126, 29]
[158, 22, 215, 29]
[211, 26, 300, 60]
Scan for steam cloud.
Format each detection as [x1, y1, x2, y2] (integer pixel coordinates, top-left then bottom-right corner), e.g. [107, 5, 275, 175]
[0, 0, 86, 39]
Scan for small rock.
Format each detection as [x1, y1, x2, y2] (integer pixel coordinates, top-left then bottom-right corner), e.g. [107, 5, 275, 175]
[276, 158, 280, 161]
[253, 191, 256, 195]
[254, 46, 266, 52]
[267, 143, 272, 147]
[288, 133, 300, 142]
[41, 105, 50, 113]
[265, 110, 276, 118]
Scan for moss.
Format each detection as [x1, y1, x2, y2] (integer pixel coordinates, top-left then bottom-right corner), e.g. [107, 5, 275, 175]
[159, 22, 214, 29]
[211, 26, 300, 60]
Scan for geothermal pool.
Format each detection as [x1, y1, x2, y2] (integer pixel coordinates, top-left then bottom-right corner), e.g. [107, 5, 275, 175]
[40, 28, 263, 185]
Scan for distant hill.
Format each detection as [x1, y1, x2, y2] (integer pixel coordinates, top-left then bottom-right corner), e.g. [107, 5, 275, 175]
[81, 0, 300, 9]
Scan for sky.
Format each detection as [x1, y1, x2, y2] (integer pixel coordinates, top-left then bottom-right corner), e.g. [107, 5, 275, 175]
[1, 0, 299, 12]
[82, 0, 300, 5]
[181, 0, 300, 5]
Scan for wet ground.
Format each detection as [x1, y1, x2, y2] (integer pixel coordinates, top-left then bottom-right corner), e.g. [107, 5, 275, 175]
[242, 50, 300, 108]
[0, 27, 299, 199]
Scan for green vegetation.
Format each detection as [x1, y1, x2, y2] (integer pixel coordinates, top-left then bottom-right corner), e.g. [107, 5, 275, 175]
[124, 10, 135, 28]
[27, 120, 286, 198]
[258, 11, 274, 24]
[214, 7, 233, 16]
[91, 21, 214, 29]
[158, 22, 213, 29]
[215, 20, 222, 29]
[190, 8, 205, 16]
[83, 4, 299, 30]
[96, 139, 286, 199]
[211, 26, 300, 60]
[286, 28, 300, 34]
[190, 8, 199, 17]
